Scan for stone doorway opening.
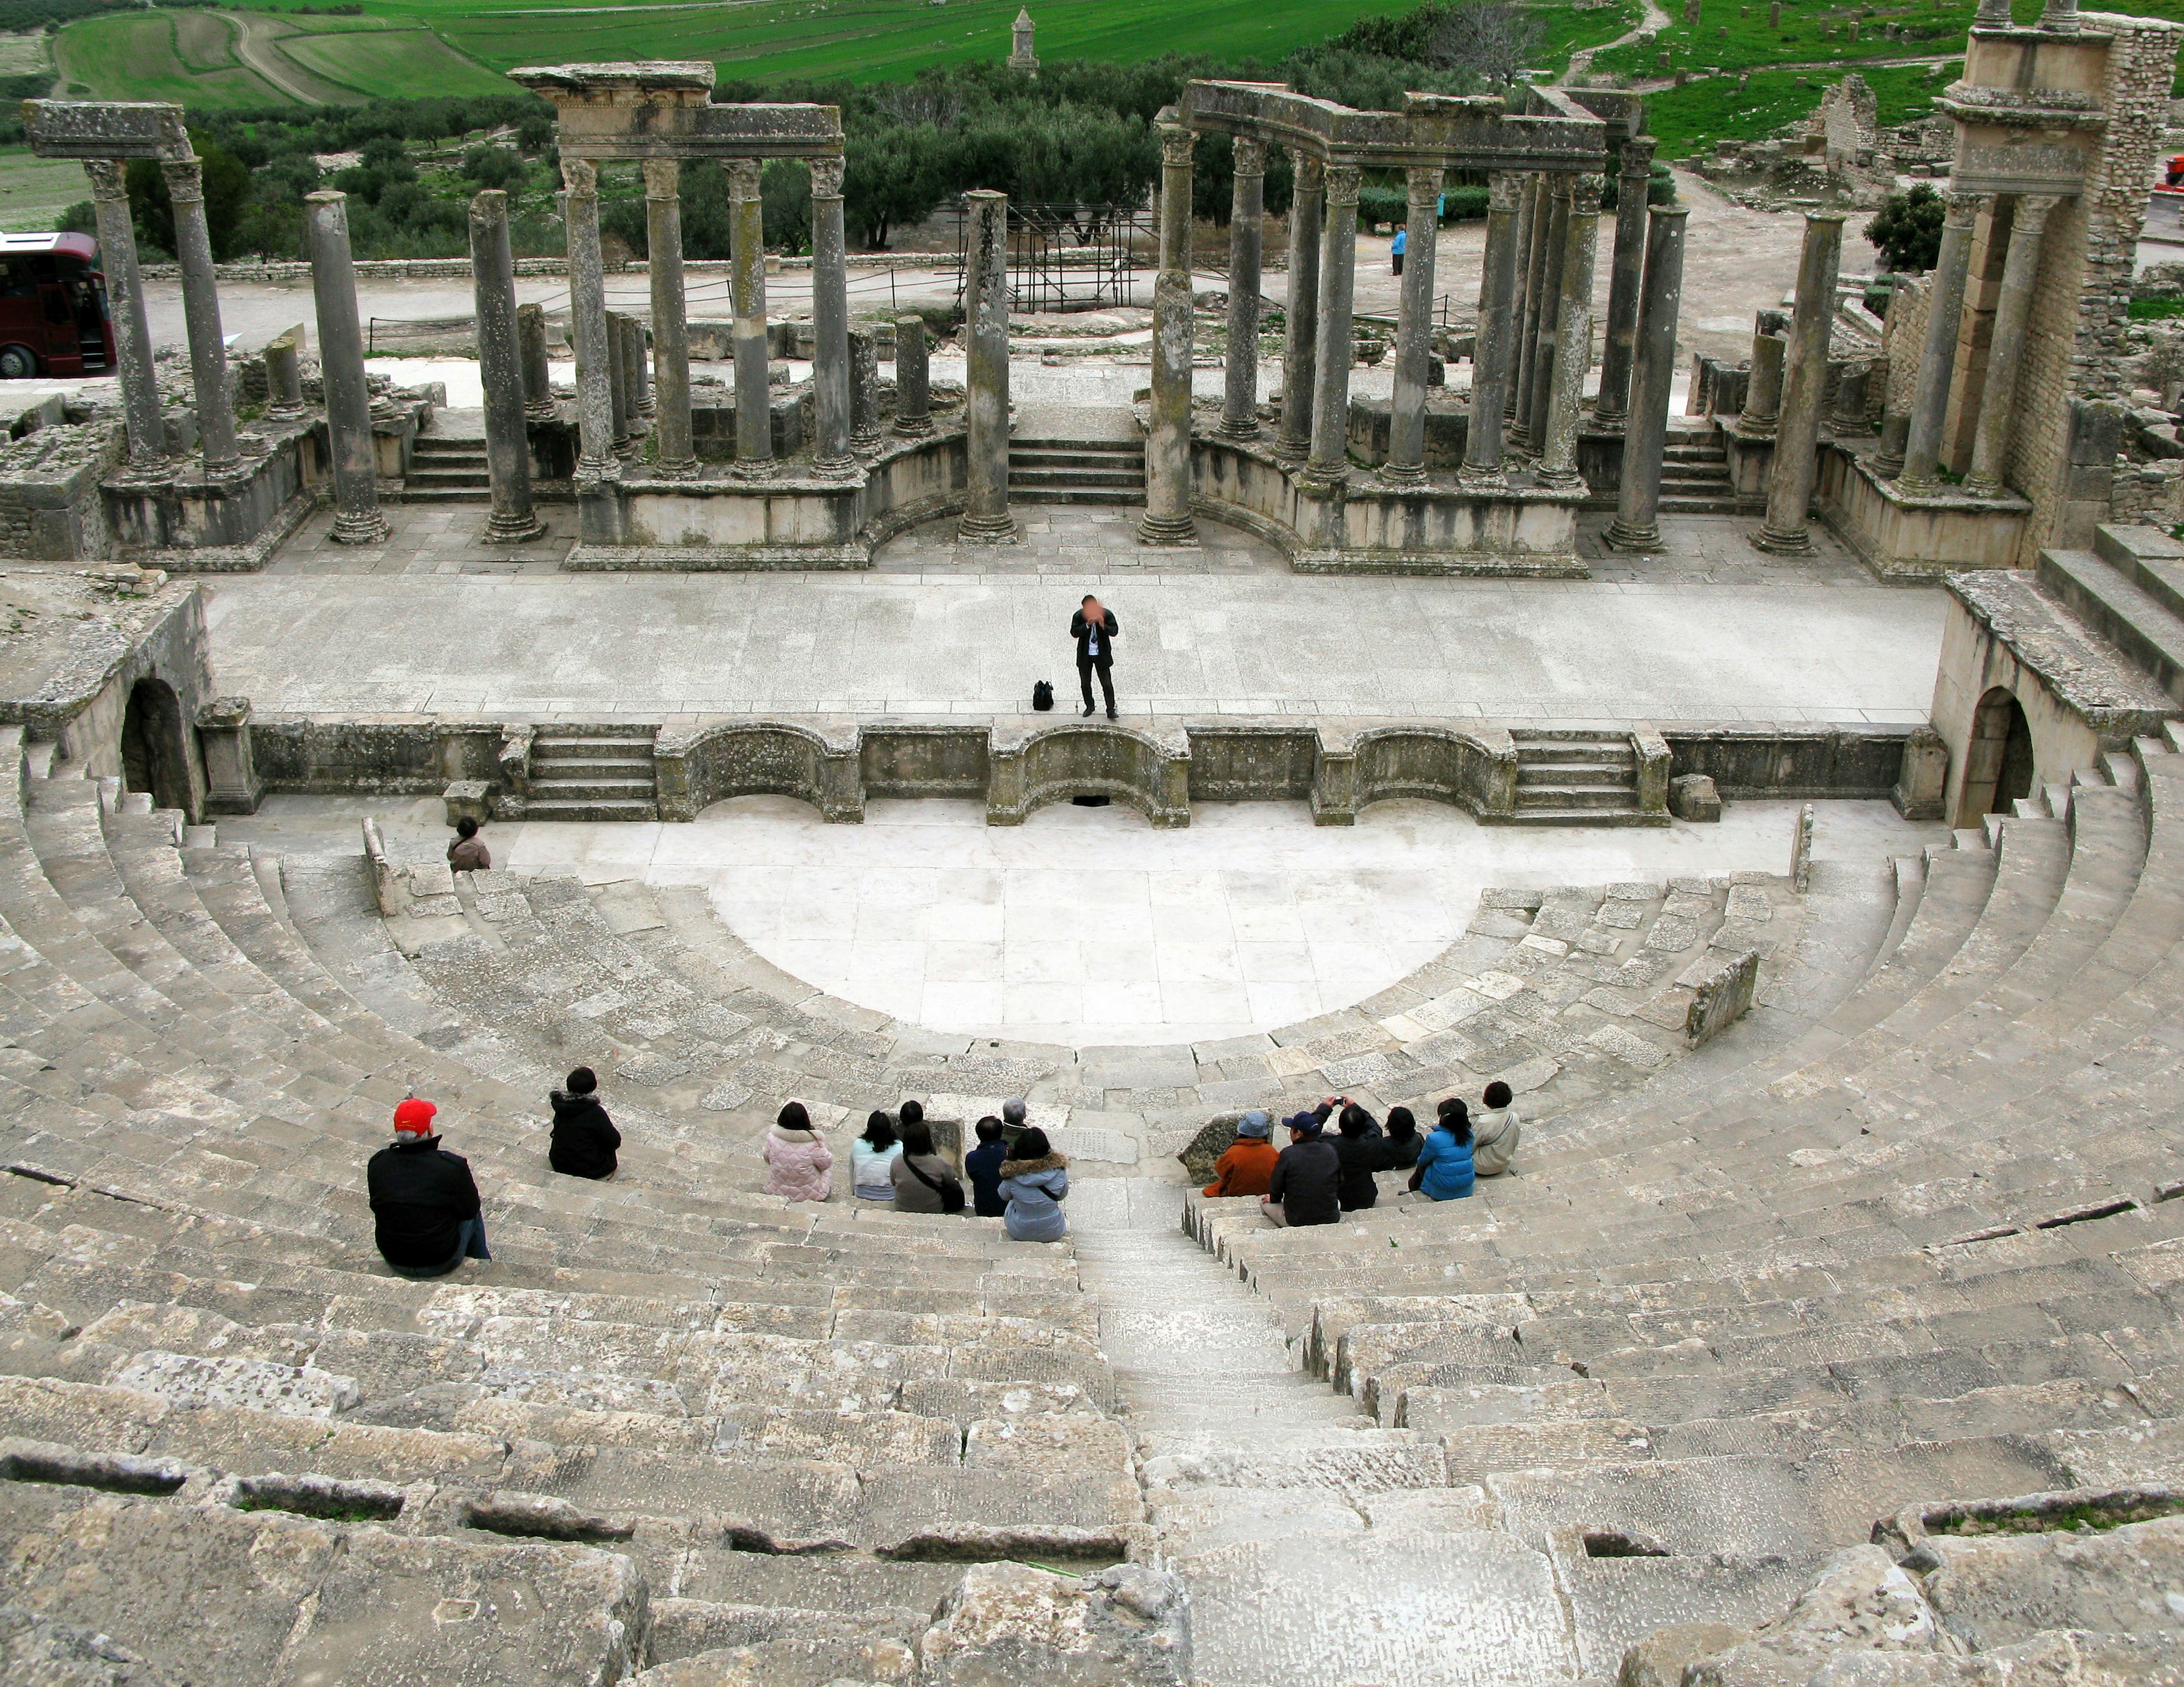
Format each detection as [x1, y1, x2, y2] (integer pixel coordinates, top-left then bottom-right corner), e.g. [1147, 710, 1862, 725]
[1959, 685, 2034, 825]
[119, 677, 189, 814]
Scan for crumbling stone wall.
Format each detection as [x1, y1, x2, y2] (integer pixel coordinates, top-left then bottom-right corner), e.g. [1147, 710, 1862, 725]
[1882, 272, 1933, 421]
[0, 415, 124, 561]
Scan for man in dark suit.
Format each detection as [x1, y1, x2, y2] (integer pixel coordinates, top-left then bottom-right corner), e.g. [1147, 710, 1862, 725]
[1070, 594, 1118, 719]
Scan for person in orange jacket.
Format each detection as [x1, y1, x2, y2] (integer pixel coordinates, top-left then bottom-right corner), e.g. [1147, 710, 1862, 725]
[1202, 1110, 1280, 1198]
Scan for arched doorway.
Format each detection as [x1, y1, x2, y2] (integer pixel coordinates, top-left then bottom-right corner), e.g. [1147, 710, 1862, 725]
[119, 678, 189, 814]
[1959, 686, 2035, 826]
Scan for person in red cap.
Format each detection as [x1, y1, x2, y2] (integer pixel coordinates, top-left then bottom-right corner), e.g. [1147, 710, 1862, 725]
[367, 1097, 489, 1278]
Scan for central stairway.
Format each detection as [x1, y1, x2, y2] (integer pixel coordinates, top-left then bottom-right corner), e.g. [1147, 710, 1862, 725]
[522, 723, 659, 820]
[401, 433, 491, 501]
[1657, 426, 1736, 514]
[1008, 435, 1148, 506]
[1509, 728, 1649, 824]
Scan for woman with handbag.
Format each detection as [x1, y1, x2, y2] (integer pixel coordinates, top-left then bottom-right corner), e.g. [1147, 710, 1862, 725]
[891, 1118, 967, 1215]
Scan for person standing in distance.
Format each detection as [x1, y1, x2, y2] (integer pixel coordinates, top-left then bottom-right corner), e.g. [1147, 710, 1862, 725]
[1071, 594, 1119, 720]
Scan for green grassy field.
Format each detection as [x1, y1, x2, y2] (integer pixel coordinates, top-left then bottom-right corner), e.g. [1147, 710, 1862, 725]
[0, 147, 99, 233]
[1641, 58, 1957, 156]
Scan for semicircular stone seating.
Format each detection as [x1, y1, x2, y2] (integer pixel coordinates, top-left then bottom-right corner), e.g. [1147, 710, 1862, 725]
[0, 708, 2181, 1685]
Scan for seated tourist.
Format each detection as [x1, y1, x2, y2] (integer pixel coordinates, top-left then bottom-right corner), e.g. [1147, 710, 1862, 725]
[762, 1100, 833, 1203]
[1261, 1110, 1341, 1228]
[1002, 1096, 1028, 1131]
[1331, 1105, 1382, 1212]
[1377, 1105, 1424, 1172]
[998, 1126, 1070, 1242]
[1471, 1080, 1521, 1178]
[368, 1097, 489, 1279]
[892, 1117, 967, 1213]
[1409, 1098, 1476, 1202]
[1202, 1110, 1278, 1199]
[853, 1110, 902, 1204]
[897, 1097, 925, 1134]
[547, 1065, 620, 1181]
[966, 1116, 1009, 1217]
[447, 816, 490, 872]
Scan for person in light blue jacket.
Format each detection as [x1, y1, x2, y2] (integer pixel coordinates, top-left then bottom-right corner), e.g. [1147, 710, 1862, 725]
[1409, 1097, 1476, 1201]
[996, 1126, 1070, 1242]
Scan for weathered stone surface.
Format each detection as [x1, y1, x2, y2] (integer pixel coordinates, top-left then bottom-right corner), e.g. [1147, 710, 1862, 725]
[1917, 1516, 2184, 1651]
[1619, 1620, 1755, 1687]
[1684, 1547, 1942, 1687]
[915, 1561, 1190, 1686]
[1686, 948, 1760, 1047]
[0, 1602, 173, 1685]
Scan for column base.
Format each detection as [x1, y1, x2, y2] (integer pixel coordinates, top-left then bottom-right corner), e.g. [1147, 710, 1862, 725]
[330, 506, 393, 545]
[1893, 471, 1939, 496]
[1455, 462, 1509, 491]
[484, 509, 549, 544]
[1603, 517, 1662, 551]
[732, 458, 776, 482]
[1735, 420, 1779, 442]
[1751, 521, 1814, 555]
[1534, 465, 1583, 491]
[1590, 407, 1628, 433]
[1869, 451, 1906, 478]
[1272, 433, 1310, 462]
[1136, 511, 1199, 546]
[266, 404, 307, 424]
[893, 417, 936, 438]
[198, 453, 243, 478]
[574, 459, 622, 490]
[524, 403, 560, 423]
[1962, 473, 2003, 499]
[813, 453, 859, 480]
[1217, 417, 1261, 442]
[1378, 461, 1426, 486]
[651, 457, 701, 480]
[851, 429, 884, 452]
[957, 509, 1023, 545]
[1294, 465, 1349, 496]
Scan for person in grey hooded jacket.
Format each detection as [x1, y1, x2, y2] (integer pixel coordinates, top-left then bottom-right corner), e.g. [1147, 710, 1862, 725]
[996, 1126, 1070, 1242]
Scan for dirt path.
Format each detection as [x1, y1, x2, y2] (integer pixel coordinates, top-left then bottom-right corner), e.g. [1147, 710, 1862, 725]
[1563, 0, 1671, 83]
[227, 11, 328, 105]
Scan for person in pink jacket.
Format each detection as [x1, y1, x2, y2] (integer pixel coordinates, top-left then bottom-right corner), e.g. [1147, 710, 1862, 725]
[762, 1101, 834, 1202]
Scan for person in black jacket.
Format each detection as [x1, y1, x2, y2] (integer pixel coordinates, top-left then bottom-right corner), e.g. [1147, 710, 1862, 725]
[548, 1066, 621, 1180]
[1070, 595, 1119, 720]
[368, 1097, 489, 1278]
[1330, 1106, 1381, 1212]
[1377, 1104, 1424, 1172]
[1261, 1110, 1342, 1227]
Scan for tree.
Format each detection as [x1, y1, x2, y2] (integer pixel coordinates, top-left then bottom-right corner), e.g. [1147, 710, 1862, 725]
[1426, 0, 1542, 84]
[1866, 184, 1945, 272]
[460, 144, 524, 191]
[123, 132, 251, 262]
[847, 126, 944, 250]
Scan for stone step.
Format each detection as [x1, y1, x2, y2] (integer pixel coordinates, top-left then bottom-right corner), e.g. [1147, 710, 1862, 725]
[526, 776, 659, 799]
[530, 738, 656, 761]
[1516, 784, 1642, 808]
[521, 799, 663, 822]
[1516, 761, 1631, 786]
[1655, 495, 1745, 513]
[2036, 547, 2184, 704]
[1008, 487, 1146, 506]
[1009, 436, 1141, 454]
[1008, 467, 1147, 490]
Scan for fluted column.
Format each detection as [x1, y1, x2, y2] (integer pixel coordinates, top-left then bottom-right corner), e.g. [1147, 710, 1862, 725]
[468, 188, 544, 542]
[304, 190, 390, 545]
[1140, 115, 1198, 543]
[1524, 177, 1571, 454]
[1595, 136, 1656, 428]
[161, 155, 238, 472]
[727, 157, 772, 477]
[1604, 205, 1689, 551]
[1382, 163, 1444, 484]
[1754, 211, 1845, 554]
[1964, 195, 2059, 498]
[1538, 174, 1602, 490]
[560, 156, 616, 481]
[1460, 171, 1525, 487]
[958, 189, 1018, 543]
[1276, 150, 1323, 462]
[810, 152, 855, 476]
[1896, 192, 1980, 492]
[1220, 136, 1266, 440]
[83, 160, 162, 474]
[642, 157, 696, 476]
[1303, 163, 1362, 491]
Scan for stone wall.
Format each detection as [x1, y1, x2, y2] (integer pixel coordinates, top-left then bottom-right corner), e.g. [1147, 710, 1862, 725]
[250, 716, 503, 795]
[1883, 271, 1931, 421]
[0, 416, 123, 562]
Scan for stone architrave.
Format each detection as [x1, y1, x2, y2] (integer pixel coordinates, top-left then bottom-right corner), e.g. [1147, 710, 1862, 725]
[1753, 212, 1844, 554]
[1604, 204, 1689, 550]
[560, 155, 617, 480]
[1595, 136, 1656, 428]
[304, 190, 390, 545]
[1897, 191, 1978, 492]
[1964, 195, 2060, 498]
[517, 303, 556, 422]
[1303, 163, 1363, 491]
[643, 156, 697, 475]
[1739, 329, 1785, 438]
[263, 333, 305, 420]
[727, 157, 774, 477]
[1220, 136, 1266, 440]
[848, 326, 882, 450]
[894, 314, 933, 437]
[1461, 171, 1524, 487]
[82, 160, 163, 474]
[810, 153, 856, 476]
[1382, 162, 1444, 484]
[1524, 177, 1571, 457]
[1276, 150, 1323, 461]
[1538, 174, 1602, 490]
[957, 189, 1018, 543]
[1140, 117, 1197, 543]
[467, 188, 546, 543]
[160, 154, 238, 472]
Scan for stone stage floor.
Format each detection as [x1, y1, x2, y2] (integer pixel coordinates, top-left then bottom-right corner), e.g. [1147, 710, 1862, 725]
[204, 507, 1945, 726]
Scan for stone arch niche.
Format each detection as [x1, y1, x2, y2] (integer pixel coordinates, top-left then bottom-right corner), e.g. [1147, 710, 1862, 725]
[120, 677, 192, 814]
[1958, 685, 2036, 825]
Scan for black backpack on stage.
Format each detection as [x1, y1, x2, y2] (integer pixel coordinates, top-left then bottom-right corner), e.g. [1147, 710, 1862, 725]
[1032, 681, 1054, 711]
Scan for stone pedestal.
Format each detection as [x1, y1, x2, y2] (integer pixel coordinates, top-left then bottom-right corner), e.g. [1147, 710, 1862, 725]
[810, 154, 855, 476]
[643, 157, 697, 476]
[304, 190, 391, 545]
[162, 155, 238, 474]
[1595, 137, 1654, 428]
[1606, 205, 1689, 550]
[1754, 212, 1843, 554]
[196, 697, 262, 815]
[263, 332, 305, 420]
[894, 314, 933, 437]
[1382, 163, 1443, 484]
[1739, 329, 1785, 438]
[1141, 117, 1198, 542]
[469, 188, 547, 544]
[518, 302, 556, 422]
[1220, 137, 1265, 441]
[1276, 152, 1323, 462]
[728, 158, 774, 478]
[958, 189, 1018, 543]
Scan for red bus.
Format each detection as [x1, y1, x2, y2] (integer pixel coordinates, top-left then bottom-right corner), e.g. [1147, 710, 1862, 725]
[0, 233, 114, 379]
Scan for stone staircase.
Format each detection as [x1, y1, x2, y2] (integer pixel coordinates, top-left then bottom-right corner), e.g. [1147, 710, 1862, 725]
[1509, 727, 1651, 824]
[2037, 524, 2184, 706]
[1656, 427, 1737, 514]
[1008, 435, 1147, 506]
[399, 433, 491, 501]
[522, 722, 659, 821]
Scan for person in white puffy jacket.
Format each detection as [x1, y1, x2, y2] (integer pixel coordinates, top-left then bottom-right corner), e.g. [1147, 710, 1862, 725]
[1470, 1080, 1521, 1178]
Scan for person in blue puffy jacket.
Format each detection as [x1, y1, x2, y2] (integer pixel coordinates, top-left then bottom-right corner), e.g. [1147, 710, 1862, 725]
[1409, 1097, 1476, 1201]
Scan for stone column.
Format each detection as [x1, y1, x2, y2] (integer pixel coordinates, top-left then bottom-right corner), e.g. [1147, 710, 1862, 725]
[84, 160, 163, 474]
[1972, 0, 2011, 20]
[1895, 192, 1980, 492]
[304, 190, 390, 544]
[1381, 163, 1445, 485]
[1303, 163, 1362, 490]
[1538, 174, 1602, 490]
[1460, 171, 1525, 487]
[1220, 136, 1267, 440]
[160, 155, 238, 473]
[958, 189, 1017, 542]
[605, 308, 632, 453]
[849, 326, 882, 449]
[1964, 194, 2058, 498]
[560, 156, 616, 480]
[626, 313, 652, 418]
[468, 188, 544, 542]
[894, 314, 932, 437]
[1739, 328, 1785, 437]
[2040, 0, 2079, 29]
[1140, 117, 1197, 542]
[1276, 150, 1323, 461]
[1605, 205, 1689, 550]
[810, 153, 855, 476]
[642, 157, 696, 475]
[518, 303, 555, 421]
[1505, 175, 1540, 422]
[1524, 177, 1572, 455]
[263, 333, 304, 420]
[1754, 211, 1845, 553]
[1594, 136, 1656, 428]
[727, 157, 773, 478]
[1512, 176, 1555, 436]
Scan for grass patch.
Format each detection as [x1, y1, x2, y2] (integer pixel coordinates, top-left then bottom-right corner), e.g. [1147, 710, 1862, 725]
[0, 146, 100, 233]
[2131, 295, 2184, 322]
[1643, 59, 1956, 158]
[274, 22, 512, 98]
[53, 10, 289, 102]
[1931, 1495, 2184, 1536]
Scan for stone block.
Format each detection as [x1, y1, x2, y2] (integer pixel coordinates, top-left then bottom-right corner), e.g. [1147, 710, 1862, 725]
[1893, 727, 1947, 821]
[1669, 773, 1722, 822]
[915, 1561, 1190, 1686]
[1685, 948, 1758, 1047]
[1789, 802, 1814, 893]
[442, 780, 492, 827]
[1618, 1621, 1755, 1687]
